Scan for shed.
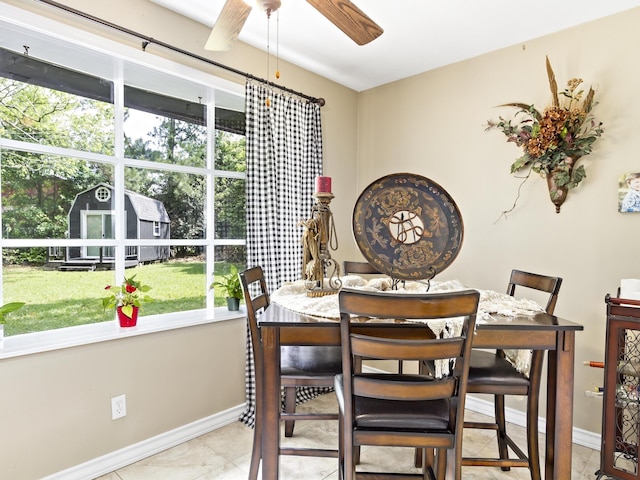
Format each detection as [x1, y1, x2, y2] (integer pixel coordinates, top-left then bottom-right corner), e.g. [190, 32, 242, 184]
[61, 183, 170, 270]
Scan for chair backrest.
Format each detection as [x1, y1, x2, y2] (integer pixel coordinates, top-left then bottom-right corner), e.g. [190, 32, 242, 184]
[338, 287, 479, 426]
[342, 261, 380, 275]
[239, 266, 270, 363]
[505, 270, 563, 380]
[507, 269, 563, 315]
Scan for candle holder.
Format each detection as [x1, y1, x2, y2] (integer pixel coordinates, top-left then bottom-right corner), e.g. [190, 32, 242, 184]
[300, 191, 341, 297]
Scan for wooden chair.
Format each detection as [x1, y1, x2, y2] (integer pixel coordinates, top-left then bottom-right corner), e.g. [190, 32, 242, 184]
[461, 269, 563, 480]
[335, 287, 480, 480]
[342, 260, 380, 276]
[239, 266, 341, 480]
[342, 260, 409, 376]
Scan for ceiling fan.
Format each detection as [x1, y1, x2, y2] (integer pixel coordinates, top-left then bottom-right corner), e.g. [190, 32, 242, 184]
[205, 0, 384, 51]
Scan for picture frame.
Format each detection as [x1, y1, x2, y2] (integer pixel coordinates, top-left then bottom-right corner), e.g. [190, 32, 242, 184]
[618, 172, 640, 213]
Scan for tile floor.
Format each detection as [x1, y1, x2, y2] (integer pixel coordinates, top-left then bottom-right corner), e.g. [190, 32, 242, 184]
[97, 393, 602, 479]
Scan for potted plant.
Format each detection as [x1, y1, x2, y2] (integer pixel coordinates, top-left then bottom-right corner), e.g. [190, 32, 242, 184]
[210, 266, 243, 311]
[0, 302, 25, 340]
[102, 274, 152, 327]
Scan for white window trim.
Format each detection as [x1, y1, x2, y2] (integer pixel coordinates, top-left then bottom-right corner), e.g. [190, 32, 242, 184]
[0, 3, 247, 357]
[0, 307, 246, 361]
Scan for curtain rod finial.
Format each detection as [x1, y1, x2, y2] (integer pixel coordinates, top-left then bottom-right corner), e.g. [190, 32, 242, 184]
[316, 98, 325, 107]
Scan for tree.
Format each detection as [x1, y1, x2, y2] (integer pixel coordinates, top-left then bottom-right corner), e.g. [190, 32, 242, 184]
[0, 76, 246, 262]
[0, 79, 113, 250]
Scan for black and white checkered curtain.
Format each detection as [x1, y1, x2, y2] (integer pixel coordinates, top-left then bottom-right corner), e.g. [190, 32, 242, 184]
[244, 82, 323, 292]
[240, 81, 325, 427]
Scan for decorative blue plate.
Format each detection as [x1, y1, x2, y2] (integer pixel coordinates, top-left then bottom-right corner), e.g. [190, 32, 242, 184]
[352, 173, 464, 280]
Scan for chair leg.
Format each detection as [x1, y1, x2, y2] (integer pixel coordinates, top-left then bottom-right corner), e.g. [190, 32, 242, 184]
[414, 447, 435, 469]
[434, 448, 448, 480]
[344, 429, 355, 480]
[284, 386, 296, 437]
[337, 410, 344, 480]
[419, 448, 428, 480]
[494, 394, 510, 471]
[249, 408, 262, 480]
[527, 395, 542, 480]
[414, 448, 423, 468]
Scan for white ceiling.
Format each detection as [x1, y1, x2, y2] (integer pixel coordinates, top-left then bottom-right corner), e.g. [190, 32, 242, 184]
[150, 0, 640, 92]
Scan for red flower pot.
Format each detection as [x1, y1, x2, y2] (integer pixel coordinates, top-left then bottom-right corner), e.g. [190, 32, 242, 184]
[117, 305, 139, 327]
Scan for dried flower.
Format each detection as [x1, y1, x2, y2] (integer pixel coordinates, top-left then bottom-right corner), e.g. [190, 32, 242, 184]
[486, 56, 604, 193]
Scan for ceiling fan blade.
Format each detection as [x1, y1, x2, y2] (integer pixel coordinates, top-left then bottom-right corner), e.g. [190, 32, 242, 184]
[306, 0, 383, 46]
[205, 0, 252, 51]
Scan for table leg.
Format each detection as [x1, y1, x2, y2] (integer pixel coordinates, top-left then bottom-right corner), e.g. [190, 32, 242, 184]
[545, 331, 576, 480]
[261, 326, 281, 480]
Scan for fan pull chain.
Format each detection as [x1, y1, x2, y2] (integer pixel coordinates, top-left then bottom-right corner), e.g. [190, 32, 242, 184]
[275, 10, 280, 79]
[265, 10, 271, 107]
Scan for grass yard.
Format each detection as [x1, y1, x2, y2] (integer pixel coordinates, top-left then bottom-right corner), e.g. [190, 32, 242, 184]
[2, 260, 239, 336]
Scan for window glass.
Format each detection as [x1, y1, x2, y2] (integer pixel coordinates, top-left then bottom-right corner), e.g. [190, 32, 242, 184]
[215, 131, 246, 239]
[124, 87, 206, 168]
[2, 246, 115, 335]
[118, 247, 208, 315]
[124, 167, 205, 241]
[0, 149, 114, 240]
[1, 246, 207, 335]
[215, 176, 246, 240]
[0, 63, 114, 154]
[213, 245, 247, 307]
[0, 27, 246, 338]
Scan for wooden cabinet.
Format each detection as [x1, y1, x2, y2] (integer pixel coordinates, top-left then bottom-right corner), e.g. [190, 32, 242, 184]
[598, 295, 640, 480]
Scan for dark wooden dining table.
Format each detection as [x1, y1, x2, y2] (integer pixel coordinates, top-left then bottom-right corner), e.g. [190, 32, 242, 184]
[257, 301, 583, 480]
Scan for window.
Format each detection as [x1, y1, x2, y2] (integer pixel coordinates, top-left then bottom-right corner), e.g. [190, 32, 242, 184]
[95, 187, 112, 202]
[0, 17, 246, 338]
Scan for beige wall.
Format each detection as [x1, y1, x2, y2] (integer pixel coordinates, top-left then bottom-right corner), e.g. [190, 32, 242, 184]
[0, 0, 359, 479]
[0, 321, 247, 479]
[2, 0, 636, 476]
[355, 8, 640, 435]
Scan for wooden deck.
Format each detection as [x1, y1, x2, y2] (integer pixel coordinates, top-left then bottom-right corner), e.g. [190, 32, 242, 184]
[56, 258, 139, 271]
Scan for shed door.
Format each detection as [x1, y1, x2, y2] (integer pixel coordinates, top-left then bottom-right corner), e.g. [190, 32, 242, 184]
[84, 212, 114, 258]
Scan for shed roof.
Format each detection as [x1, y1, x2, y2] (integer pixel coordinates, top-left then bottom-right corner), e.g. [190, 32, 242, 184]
[125, 189, 170, 223]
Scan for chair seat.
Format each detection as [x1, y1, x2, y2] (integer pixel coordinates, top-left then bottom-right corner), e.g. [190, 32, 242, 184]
[281, 346, 342, 376]
[467, 350, 529, 390]
[335, 374, 452, 431]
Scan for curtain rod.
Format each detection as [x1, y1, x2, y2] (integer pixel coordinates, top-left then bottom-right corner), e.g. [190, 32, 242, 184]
[34, 0, 326, 106]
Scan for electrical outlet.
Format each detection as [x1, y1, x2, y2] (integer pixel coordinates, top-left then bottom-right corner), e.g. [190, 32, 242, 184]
[111, 394, 126, 420]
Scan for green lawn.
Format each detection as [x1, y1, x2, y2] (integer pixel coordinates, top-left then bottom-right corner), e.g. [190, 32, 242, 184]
[2, 260, 241, 336]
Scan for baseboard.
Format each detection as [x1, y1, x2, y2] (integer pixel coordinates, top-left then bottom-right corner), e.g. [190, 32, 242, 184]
[45, 393, 600, 479]
[43, 403, 246, 480]
[465, 395, 601, 451]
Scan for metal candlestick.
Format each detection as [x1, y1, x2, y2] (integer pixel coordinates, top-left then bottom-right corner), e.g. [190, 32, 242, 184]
[300, 191, 341, 297]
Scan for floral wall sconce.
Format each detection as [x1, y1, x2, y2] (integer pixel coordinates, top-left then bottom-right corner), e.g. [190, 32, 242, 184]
[486, 56, 604, 214]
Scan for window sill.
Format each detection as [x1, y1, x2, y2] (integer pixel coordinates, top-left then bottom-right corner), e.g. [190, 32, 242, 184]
[0, 307, 246, 360]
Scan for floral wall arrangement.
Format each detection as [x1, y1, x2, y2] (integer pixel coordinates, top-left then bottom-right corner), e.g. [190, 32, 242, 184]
[486, 56, 604, 214]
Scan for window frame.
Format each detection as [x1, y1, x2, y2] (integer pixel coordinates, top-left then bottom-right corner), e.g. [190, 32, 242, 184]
[0, 3, 247, 357]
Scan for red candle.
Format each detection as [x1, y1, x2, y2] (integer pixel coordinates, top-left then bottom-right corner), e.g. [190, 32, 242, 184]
[315, 176, 332, 193]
